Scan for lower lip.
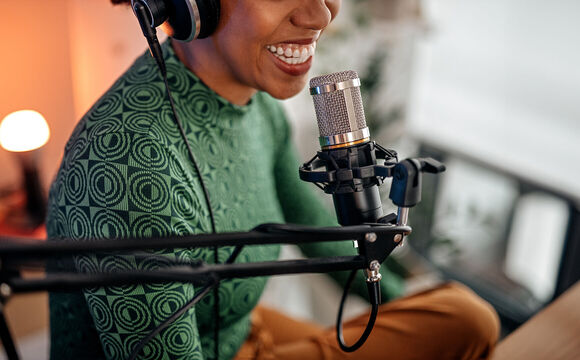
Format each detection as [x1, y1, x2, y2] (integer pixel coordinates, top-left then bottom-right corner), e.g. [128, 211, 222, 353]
[269, 52, 313, 76]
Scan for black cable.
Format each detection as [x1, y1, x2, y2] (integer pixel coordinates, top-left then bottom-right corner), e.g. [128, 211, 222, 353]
[127, 279, 216, 360]
[160, 62, 216, 236]
[162, 65, 222, 360]
[127, 247, 243, 360]
[133, 5, 223, 358]
[336, 270, 380, 352]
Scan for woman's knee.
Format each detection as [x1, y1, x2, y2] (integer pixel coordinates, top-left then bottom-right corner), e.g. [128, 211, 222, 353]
[439, 282, 500, 358]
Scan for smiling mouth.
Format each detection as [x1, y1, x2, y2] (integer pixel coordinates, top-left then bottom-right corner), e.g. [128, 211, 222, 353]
[266, 42, 317, 65]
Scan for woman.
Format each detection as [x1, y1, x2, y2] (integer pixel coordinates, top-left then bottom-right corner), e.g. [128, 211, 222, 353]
[47, 0, 499, 359]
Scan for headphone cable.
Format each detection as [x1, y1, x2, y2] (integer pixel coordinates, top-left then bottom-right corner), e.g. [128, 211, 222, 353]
[133, 2, 223, 358]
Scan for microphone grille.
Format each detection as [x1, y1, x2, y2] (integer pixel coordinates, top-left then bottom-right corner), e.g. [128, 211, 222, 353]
[309, 70, 367, 138]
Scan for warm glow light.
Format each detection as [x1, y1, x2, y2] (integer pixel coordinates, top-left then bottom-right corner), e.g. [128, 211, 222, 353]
[0, 110, 50, 152]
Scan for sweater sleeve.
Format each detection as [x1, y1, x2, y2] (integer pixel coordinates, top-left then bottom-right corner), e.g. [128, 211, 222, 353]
[270, 105, 404, 301]
[47, 131, 207, 360]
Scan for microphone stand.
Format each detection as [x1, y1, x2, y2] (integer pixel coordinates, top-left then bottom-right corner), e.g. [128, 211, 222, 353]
[0, 222, 409, 360]
[0, 154, 444, 359]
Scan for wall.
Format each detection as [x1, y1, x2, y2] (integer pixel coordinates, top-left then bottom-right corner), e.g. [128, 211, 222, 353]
[0, 0, 76, 189]
[0, 0, 147, 347]
[67, 0, 152, 119]
[409, 0, 580, 200]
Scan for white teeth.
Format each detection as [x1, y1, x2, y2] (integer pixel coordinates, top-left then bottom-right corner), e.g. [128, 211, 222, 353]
[267, 42, 317, 65]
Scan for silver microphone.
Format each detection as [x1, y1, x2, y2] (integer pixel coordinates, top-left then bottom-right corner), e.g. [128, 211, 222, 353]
[309, 70, 370, 150]
[307, 70, 383, 226]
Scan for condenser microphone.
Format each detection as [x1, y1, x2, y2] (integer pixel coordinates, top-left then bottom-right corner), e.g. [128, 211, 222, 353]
[308, 70, 383, 226]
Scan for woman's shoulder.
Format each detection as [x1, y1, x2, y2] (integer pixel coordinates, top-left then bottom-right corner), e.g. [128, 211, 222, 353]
[65, 54, 176, 158]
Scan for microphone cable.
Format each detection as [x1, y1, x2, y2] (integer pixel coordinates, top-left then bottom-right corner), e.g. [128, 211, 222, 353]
[256, 222, 381, 351]
[336, 269, 380, 352]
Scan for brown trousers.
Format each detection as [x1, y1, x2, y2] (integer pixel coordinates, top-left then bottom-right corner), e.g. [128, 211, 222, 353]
[234, 282, 500, 360]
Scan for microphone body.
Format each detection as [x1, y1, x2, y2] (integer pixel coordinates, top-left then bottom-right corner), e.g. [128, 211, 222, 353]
[309, 71, 383, 226]
[320, 143, 383, 226]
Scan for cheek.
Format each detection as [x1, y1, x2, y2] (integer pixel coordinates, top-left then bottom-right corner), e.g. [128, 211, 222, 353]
[220, 12, 272, 65]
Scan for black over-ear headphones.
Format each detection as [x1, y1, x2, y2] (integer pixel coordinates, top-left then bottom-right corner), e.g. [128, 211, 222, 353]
[131, 0, 221, 41]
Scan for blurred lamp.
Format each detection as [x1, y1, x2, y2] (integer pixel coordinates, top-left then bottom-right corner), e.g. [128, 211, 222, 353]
[0, 110, 50, 227]
[0, 110, 50, 152]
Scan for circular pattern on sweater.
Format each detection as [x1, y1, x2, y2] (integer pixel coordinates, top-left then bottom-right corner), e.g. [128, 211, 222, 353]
[166, 62, 189, 94]
[151, 290, 186, 322]
[124, 84, 164, 111]
[68, 207, 90, 240]
[130, 136, 168, 171]
[89, 117, 123, 139]
[183, 89, 218, 128]
[65, 163, 87, 204]
[128, 171, 170, 212]
[126, 61, 159, 84]
[64, 137, 88, 169]
[126, 335, 164, 360]
[132, 214, 172, 237]
[124, 111, 155, 134]
[91, 92, 122, 121]
[100, 333, 124, 360]
[167, 150, 187, 180]
[216, 283, 234, 317]
[53, 175, 66, 204]
[93, 132, 131, 161]
[111, 296, 151, 332]
[92, 210, 129, 239]
[75, 255, 99, 274]
[230, 279, 263, 315]
[171, 183, 198, 221]
[98, 255, 135, 274]
[64, 123, 86, 153]
[87, 295, 114, 333]
[137, 254, 173, 271]
[194, 129, 224, 169]
[51, 208, 68, 237]
[157, 106, 182, 143]
[164, 323, 196, 356]
[172, 220, 194, 236]
[88, 164, 126, 208]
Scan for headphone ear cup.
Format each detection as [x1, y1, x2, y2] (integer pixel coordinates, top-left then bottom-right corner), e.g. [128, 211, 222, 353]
[196, 0, 220, 39]
[161, 0, 221, 41]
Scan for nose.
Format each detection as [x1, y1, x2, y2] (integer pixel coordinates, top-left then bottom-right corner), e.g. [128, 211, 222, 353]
[290, 0, 334, 31]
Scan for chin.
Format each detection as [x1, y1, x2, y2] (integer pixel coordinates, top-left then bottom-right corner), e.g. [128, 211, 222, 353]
[264, 79, 308, 100]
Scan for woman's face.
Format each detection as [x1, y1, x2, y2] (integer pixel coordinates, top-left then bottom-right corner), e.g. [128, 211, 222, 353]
[204, 0, 341, 102]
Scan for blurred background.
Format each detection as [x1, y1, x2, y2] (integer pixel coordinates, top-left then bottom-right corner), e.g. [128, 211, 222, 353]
[0, 0, 579, 358]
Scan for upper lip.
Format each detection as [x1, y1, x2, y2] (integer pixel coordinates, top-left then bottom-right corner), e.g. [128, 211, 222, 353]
[275, 36, 319, 46]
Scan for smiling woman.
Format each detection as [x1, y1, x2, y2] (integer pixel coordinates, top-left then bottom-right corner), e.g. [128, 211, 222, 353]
[171, 0, 341, 102]
[45, 1, 499, 360]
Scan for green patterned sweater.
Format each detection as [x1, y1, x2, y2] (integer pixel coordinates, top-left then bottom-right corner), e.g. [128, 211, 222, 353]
[46, 41, 403, 360]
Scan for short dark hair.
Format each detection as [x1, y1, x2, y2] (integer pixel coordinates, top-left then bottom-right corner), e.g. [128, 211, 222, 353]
[111, 0, 131, 5]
